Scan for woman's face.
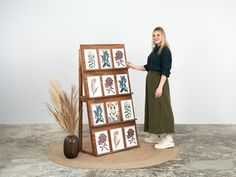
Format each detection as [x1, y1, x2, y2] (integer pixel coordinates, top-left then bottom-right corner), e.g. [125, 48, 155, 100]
[152, 30, 162, 45]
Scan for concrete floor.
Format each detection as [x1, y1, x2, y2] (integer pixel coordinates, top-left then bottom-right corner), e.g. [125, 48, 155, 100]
[0, 124, 235, 177]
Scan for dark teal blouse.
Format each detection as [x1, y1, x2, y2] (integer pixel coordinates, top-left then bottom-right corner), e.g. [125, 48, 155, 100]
[144, 46, 172, 77]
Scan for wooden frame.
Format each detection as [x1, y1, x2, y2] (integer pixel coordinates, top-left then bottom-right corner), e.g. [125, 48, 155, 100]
[78, 44, 139, 156]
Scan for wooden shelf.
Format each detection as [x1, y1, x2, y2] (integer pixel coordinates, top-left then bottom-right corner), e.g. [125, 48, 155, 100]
[78, 44, 139, 156]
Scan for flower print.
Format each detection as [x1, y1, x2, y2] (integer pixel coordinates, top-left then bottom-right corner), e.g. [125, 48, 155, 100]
[93, 105, 104, 124]
[118, 75, 128, 93]
[113, 130, 121, 148]
[101, 50, 111, 68]
[87, 51, 96, 69]
[91, 78, 98, 95]
[98, 133, 108, 151]
[105, 77, 115, 94]
[107, 102, 119, 122]
[124, 101, 132, 119]
[115, 50, 125, 66]
[127, 128, 136, 144]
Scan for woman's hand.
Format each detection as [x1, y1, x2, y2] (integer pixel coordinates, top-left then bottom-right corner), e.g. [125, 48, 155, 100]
[126, 61, 146, 71]
[155, 87, 163, 98]
[126, 61, 134, 69]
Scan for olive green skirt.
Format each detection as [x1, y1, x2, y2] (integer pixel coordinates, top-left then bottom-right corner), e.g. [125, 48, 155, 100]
[144, 71, 174, 134]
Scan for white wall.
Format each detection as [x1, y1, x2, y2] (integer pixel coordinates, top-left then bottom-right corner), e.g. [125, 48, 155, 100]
[1, 0, 236, 124]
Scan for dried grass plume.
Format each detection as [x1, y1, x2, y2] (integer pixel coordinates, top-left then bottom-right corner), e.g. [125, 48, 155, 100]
[46, 79, 79, 135]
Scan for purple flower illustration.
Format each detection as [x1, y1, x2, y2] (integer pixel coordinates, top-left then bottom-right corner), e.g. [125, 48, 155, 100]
[115, 50, 125, 66]
[105, 77, 115, 94]
[127, 128, 136, 144]
[98, 133, 108, 151]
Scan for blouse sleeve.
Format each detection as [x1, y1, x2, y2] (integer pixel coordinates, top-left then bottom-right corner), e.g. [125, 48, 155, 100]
[143, 55, 151, 71]
[144, 64, 149, 71]
[161, 47, 172, 77]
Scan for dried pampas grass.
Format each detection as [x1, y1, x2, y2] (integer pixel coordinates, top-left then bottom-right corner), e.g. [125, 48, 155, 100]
[46, 80, 79, 135]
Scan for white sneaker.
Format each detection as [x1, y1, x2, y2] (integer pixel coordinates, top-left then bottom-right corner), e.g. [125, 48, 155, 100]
[154, 135, 174, 149]
[144, 134, 161, 143]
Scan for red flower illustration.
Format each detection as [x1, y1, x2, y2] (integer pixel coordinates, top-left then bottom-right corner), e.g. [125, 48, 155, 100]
[115, 51, 125, 66]
[115, 51, 123, 60]
[98, 133, 109, 151]
[127, 128, 134, 139]
[127, 128, 136, 144]
[105, 77, 113, 87]
[98, 133, 107, 145]
[105, 77, 115, 94]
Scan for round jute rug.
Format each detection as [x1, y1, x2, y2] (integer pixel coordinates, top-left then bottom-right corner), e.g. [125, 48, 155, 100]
[48, 137, 178, 169]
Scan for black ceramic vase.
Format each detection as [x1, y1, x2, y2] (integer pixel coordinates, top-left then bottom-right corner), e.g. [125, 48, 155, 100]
[64, 135, 79, 159]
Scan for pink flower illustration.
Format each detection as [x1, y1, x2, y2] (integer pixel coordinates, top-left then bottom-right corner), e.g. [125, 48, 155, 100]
[127, 128, 136, 144]
[115, 50, 125, 66]
[98, 133, 108, 151]
[105, 77, 115, 94]
[91, 78, 98, 95]
[113, 130, 121, 148]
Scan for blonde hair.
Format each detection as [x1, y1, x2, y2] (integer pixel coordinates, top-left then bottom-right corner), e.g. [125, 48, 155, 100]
[152, 27, 170, 54]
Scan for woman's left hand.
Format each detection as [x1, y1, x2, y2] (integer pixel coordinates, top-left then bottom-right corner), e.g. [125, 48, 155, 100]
[155, 87, 162, 98]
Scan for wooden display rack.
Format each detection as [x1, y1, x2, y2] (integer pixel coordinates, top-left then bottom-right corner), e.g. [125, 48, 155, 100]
[78, 44, 139, 156]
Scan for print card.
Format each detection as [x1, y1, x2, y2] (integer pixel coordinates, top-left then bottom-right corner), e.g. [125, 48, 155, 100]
[95, 130, 110, 154]
[98, 49, 113, 69]
[124, 125, 138, 148]
[116, 74, 130, 94]
[87, 76, 103, 98]
[102, 75, 116, 96]
[110, 128, 125, 151]
[106, 101, 120, 123]
[84, 49, 99, 70]
[121, 99, 135, 121]
[91, 103, 106, 126]
[112, 48, 126, 68]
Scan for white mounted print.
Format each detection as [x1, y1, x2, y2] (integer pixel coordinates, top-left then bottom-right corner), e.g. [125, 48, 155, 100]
[112, 48, 126, 68]
[110, 128, 125, 151]
[102, 75, 116, 96]
[91, 103, 106, 126]
[98, 49, 113, 69]
[106, 101, 120, 123]
[116, 74, 130, 94]
[95, 130, 110, 154]
[124, 125, 138, 148]
[87, 76, 102, 98]
[121, 99, 135, 121]
[84, 49, 99, 70]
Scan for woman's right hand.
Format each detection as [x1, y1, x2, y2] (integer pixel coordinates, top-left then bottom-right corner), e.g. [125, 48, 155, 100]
[126, 61, 146, 71]
[126, 61, 134, 69]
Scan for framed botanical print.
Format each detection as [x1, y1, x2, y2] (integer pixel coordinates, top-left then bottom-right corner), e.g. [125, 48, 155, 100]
[106, 101, 120, 123]
[87, 76, 102, 98]
[121, 99, 135, 121]
[102, 75, 116, 96]
[124, 125, 138, 148]
[116, 74, 130, 94]
[98, 49, 113, 69]
[91, 103, 106, 126]
[84, 49, 99, 70]
[95, 130, 110, 154]
[110, 128, 125, 151]
[112, 48, 126, 68]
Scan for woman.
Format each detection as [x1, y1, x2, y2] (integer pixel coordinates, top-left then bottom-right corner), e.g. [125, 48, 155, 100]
[127, 26, 175, 149]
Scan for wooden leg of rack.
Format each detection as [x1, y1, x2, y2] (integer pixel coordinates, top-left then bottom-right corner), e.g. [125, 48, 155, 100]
[78, 64, 83, 151]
